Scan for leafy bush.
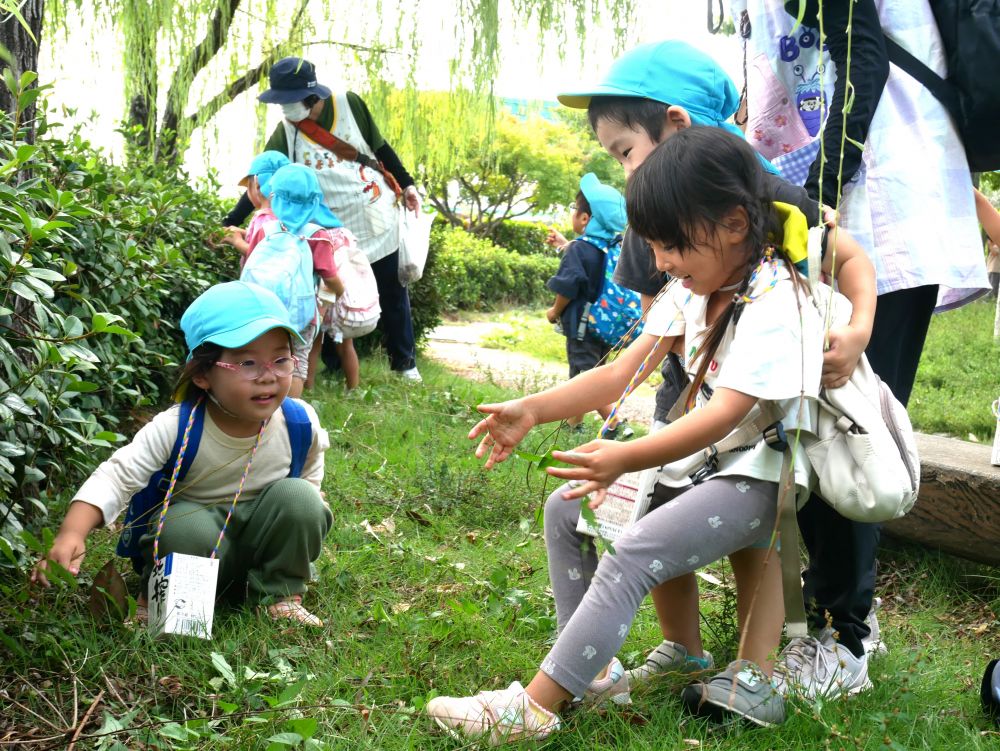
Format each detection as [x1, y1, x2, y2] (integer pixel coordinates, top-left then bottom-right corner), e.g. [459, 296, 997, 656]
[0, 74, 230, 566]
[491, 219, 551, 256]
[427, 225, 559, 311]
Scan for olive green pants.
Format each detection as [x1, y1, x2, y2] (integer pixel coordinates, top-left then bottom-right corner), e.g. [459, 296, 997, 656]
[140, 478, 332, 605]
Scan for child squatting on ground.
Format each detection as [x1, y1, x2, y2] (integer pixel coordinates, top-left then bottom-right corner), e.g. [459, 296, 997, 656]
[32, 281, 332, 627]
[427, 127, 835, 742]
[557, 39, 879, 699]
[545, 173, 626, 432]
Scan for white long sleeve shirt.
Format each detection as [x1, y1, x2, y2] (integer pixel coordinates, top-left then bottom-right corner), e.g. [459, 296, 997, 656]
[75, 399, 328, 526]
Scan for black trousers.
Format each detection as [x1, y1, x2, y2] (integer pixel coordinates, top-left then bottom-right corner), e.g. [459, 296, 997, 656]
[799, 284, 938, 656]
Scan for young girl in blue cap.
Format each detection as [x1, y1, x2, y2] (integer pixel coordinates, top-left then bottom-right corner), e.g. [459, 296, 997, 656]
[428, 127, 830, 739]
[555, 39, 879, 698]
[221, 150, 290, 266]
[258, 163, 361, 395]
[33, 281, 332, 627]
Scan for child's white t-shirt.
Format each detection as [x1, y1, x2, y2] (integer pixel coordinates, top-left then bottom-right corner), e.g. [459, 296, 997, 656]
[75, 399, 329, 526]
[642, 261, 825, 488]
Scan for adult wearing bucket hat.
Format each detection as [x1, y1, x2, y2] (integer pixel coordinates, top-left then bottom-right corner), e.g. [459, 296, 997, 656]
[224, 56, 424, 382]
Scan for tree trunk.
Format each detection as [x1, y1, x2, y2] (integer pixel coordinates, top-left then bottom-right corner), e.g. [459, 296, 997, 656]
[0, 0, 45, 132]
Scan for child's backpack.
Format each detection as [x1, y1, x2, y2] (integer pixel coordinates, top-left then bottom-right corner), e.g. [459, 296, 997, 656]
[883, 0, 1000, 171]
[241, 222, 319, 331]
[584, 237, 644, 347]
[115, 398, 313, 573]
[329, 245, 381, 339]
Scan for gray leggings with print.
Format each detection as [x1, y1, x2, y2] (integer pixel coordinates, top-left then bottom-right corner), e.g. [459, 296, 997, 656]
[539, 476, 777, 697]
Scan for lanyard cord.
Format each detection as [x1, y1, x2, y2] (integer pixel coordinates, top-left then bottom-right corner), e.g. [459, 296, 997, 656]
[152, 397, 268, 565]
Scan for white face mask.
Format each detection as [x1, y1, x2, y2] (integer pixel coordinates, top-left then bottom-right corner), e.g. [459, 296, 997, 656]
[281, 101, 311, 122]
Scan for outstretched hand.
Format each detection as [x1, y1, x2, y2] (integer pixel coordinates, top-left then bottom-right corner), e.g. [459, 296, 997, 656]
[547, 439, 630, 503]
[468, 400, 536, 469]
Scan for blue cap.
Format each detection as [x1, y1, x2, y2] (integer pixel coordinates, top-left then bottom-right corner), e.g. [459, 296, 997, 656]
[559, 40, 780, 174]
[578, 173, 626, 243]
[181, 281, 305, 359]
[558, 40, 741, 132]
[259, 57, 332, 104]
[267, 164, 343, 234]
[239, 150, 291, 195]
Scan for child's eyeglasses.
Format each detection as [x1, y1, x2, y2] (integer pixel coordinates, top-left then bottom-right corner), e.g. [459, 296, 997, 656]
[214, 356, 297, 381]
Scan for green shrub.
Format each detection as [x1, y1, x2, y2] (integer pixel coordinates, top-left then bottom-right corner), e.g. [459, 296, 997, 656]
[0, 75, 230, 565]
[491, 219, 571, 256]
[427, 225, 559, 311]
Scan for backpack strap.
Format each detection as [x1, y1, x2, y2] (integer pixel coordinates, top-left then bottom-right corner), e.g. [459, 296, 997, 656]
[281, 398, 313, 478]
[883, 33, 962, 125]
[292, 119, 403, 199]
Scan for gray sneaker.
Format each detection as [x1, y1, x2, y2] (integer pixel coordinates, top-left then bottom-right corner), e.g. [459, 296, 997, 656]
[625, 640, 714, 688]
[682, 660, 786, 727]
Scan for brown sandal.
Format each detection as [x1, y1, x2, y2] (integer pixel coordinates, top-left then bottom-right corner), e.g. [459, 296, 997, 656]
[266, 595, 323, 627]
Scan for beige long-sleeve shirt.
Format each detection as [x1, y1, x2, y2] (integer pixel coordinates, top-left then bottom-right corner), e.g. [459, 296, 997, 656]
[75, 400, 329, 526]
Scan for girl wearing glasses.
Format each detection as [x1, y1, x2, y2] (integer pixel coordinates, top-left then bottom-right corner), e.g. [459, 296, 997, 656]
[32, 282, 332, 627]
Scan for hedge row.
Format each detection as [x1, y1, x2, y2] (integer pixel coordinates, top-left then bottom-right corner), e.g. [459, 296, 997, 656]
[0, 82, 555, 563]
[422, 225, 559, 312]
[0, 83, 241, 564]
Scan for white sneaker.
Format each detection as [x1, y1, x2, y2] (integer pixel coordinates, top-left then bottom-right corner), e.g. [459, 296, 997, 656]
[582, 657, 632, 706]
[426, 681, 560, 745]
[773, 637, 872, 700]
[398, 367, 423, 382]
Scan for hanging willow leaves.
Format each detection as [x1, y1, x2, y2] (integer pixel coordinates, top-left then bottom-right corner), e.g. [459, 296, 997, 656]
[42, 0, 635, 172]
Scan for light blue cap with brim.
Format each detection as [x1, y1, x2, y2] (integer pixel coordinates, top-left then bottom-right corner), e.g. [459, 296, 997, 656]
[181, 281, 305, 360]
[579, 172, 626, 243]
[239, 150, 291, 195]
[267, 163, 344, 235]
[559, 40, 779, 174]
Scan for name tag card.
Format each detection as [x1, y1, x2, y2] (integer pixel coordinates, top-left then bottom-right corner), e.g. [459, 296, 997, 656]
[148, 553, 220, 639]
[576, 468, 657, 542]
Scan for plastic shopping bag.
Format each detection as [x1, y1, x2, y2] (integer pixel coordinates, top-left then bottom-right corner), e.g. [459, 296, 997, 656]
[398, 208, 435, 285]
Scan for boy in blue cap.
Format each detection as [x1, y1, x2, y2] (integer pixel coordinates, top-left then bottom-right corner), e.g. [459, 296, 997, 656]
[222, 151, 290, 265]
[556, 39, 879, 722]
[546, 173, 627, 431]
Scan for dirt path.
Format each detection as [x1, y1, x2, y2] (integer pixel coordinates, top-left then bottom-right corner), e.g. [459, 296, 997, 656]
[425, 321, 658, 427]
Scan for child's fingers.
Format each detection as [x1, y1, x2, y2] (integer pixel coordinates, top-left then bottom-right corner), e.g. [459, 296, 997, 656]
[30, 561, 51, 588]
[550, 448, 595, 465]
[546, 464, 594, 482]
[560, 480, 604, 501]
[475, 402, 504, 416]
[588, 487, 608, 509]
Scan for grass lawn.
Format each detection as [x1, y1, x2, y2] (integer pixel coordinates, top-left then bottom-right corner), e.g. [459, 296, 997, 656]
[5, 356, 1000, 748]
[469, 296, 1000, 441]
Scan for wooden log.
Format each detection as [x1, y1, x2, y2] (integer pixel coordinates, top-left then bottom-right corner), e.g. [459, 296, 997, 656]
[884, 433, 1000, 566]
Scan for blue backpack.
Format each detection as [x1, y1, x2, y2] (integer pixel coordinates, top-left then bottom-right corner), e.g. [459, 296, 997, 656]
[585, 236, 644, 348]
[241, 221, 319, 331]
[116, 398, 313, 573]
